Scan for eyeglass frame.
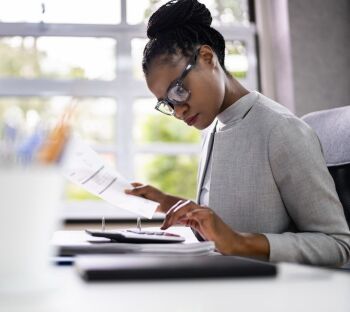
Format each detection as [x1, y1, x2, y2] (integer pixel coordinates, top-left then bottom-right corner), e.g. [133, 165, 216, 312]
[154, 48, 200, 116]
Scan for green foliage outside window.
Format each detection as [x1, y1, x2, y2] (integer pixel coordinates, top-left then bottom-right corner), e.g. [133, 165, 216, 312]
[0, 41, 43, 77]
[0, 39, 86, 79]
[140, 114, 200, 200]
[145, 154, 199, 200]
[65, 183, 101, 201]
[141, 114, 200, 143]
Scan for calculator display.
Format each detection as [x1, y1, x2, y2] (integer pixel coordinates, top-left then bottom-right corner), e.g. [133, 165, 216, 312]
[85, 229, 186, 244]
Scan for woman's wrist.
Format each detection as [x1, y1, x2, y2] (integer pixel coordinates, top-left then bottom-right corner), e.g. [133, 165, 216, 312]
[216, 231, 244, 255]
[218, 231, 270, 261]
[236, 233, 270, 261]
[158, 194, 184, 213]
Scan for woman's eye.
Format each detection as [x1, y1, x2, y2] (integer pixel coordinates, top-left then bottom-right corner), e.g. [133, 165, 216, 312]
[175, 86, 186, 95]
[169, 85, 188, 101]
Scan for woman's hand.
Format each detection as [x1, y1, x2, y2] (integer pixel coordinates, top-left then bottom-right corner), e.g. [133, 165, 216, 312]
[161, 200, 270, 259]
[160, 200, 240, 255]
[124, 182, 184, 214]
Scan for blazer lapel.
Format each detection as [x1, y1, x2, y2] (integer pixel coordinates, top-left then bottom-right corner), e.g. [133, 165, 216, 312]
[196, 121, 217, 203]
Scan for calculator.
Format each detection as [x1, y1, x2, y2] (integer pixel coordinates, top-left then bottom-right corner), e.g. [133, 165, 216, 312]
[85, 229, 186, 244]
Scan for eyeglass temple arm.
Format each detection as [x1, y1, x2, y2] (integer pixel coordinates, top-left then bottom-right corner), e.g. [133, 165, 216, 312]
[177, 48, 200, 82]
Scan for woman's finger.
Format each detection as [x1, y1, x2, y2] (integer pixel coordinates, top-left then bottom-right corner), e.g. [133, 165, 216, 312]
[163, 199, 186, 216]
[165, 199, 190, 219]
[169, 199, 186, 212]
[168, 199, 189, 216]
[178, 216, 204, 238]
[181, 207, 214, 233]
[161, 200, 195, 230]
[125, 184, 149, 196]
[187, 207, 213, 222]
[173, 199, 191, 213]
[160, 200, 186, 229]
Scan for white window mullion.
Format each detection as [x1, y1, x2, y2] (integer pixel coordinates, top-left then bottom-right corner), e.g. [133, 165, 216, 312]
[245, 33, 258, 91]
[120, 0, 127, 25]
[136, 143, 201, 155]
[116, 34, 134, 180]
[0, 79, 118, 97]
[0, 22, 146, 38]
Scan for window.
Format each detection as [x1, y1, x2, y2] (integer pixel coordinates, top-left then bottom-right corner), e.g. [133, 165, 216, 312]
[0, 37, 116, 80]
[0, 0, 257, 220]
[134, 98, 201, 200]
[0, 0, 121, 24]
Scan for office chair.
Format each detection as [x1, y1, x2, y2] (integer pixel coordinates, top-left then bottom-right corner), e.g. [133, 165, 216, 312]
[302, 106, 350, 227]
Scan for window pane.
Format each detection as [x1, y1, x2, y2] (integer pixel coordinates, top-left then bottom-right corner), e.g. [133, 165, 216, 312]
[225, 40, 248, 79]
[131, 40, 248, 82]
[133, 98, 201, 144]
[0, 97, 117, 145]
[131, 38, 147, 80]
[0, 0, 121, 24]
[136, 154, 199, 200]
[0, 37, 116, 80]
[127, 0, 154, 25]
[127, 0, 249, 26]
[0, 98, 117, 201]
[203, 0, 249, 26]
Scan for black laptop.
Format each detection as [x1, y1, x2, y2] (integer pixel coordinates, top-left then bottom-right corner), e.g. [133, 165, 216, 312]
[75, 254, 277, 281]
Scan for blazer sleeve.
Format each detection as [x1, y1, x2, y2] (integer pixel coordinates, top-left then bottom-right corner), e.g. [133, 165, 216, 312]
[264, 116, 350, 266]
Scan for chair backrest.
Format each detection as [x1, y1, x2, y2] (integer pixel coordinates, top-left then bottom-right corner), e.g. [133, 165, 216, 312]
[302, 106, 350, 226]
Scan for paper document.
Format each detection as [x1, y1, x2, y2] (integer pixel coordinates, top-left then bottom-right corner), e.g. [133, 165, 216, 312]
[52, 229, 215, 256]
[62, 136, 158, 218]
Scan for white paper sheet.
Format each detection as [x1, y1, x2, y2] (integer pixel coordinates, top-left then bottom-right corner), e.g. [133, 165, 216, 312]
[52, 229, 215, 256]
[61, 136, 158, 219]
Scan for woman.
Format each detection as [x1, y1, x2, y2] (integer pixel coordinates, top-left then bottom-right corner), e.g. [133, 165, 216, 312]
[125, 0, 350, 266]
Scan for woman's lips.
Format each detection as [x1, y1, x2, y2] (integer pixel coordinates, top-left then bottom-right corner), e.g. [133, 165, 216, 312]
[185, 114, 199, 126]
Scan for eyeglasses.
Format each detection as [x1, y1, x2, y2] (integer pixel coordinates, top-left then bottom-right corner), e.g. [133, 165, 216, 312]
[155, 48, 200, 116]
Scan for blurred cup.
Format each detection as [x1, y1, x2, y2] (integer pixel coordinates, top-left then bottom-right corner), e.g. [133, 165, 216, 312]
[0, 166, 63, 294]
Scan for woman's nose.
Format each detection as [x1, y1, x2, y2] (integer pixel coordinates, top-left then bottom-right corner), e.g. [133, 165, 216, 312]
[173, 103, 189, 119]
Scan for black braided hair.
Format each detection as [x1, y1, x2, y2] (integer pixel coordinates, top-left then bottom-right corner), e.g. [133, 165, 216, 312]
[142, 0, 230, 76]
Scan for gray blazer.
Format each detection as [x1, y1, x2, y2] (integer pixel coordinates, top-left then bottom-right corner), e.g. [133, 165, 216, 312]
[196, 91, 350, 266]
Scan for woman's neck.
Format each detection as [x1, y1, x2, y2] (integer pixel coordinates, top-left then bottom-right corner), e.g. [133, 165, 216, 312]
[219, 76, 249, 114]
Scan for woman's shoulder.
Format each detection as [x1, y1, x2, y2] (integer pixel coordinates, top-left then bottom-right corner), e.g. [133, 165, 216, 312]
[251, 92, 312, 134]
[253, 92, 294, 120]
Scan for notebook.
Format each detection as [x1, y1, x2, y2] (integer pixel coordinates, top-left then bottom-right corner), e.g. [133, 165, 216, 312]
[75, 254, 277, 281]
[52, 228, 215, 256]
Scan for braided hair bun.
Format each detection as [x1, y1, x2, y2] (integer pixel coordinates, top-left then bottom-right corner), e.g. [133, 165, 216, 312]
[143, 0, 229, 76]
[147, 0, 212, 40]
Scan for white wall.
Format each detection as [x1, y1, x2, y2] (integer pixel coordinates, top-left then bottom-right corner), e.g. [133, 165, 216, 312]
[255, 0, 350, 117]
[288, 0, 350, 116]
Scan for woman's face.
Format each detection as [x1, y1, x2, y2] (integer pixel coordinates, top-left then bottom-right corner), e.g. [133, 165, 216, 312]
[145, 46, 226, 130]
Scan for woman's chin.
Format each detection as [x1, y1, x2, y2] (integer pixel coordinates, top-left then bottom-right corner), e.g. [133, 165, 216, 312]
[195, 117, 216, 130]
[195, 123, 209, 131]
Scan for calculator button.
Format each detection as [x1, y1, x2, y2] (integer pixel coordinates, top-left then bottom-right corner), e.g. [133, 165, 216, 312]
[126, 230, 146, 234]
[164, 232, 180, 237]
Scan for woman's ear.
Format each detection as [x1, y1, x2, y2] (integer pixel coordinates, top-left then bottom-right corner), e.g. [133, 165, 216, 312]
[198, 45, 217, 69]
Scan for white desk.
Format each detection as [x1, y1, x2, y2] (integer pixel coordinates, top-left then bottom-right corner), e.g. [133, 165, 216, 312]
[2, 226, 350, 312]
[1, 262, 350, 312]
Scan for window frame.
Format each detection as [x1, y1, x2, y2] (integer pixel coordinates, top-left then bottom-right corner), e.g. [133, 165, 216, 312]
[0, 0, 258, 220]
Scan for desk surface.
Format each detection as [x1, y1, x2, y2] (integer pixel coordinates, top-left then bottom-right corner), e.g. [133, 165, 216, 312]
[1, 263, 350, 312]
[1, 223, 350, 312]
